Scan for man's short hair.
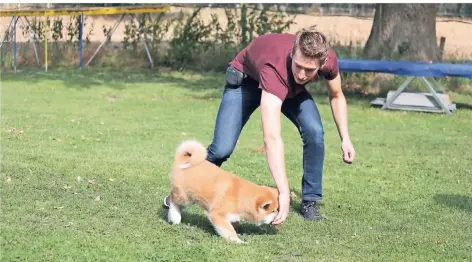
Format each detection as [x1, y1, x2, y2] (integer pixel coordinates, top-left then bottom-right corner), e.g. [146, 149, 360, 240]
[292, 25, 331, 65]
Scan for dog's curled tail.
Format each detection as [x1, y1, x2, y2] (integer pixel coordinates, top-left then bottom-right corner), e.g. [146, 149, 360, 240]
[174, 140, 208, 169]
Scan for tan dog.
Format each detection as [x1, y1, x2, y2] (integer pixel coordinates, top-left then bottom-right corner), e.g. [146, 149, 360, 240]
[167, 140, 279, 244]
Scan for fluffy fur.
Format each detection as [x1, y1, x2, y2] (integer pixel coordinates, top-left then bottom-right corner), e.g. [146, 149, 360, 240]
[167, 140, 279, 244]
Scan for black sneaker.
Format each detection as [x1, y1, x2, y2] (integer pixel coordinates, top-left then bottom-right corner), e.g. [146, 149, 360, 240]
[299, 200, 323, 221]
[163, 195, 170, 209]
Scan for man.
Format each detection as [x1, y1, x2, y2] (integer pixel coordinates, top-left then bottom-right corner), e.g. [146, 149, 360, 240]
[164, 25, 355, 225]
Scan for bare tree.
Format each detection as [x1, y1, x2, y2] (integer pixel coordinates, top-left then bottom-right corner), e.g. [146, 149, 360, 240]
[363, 4, 440, 62]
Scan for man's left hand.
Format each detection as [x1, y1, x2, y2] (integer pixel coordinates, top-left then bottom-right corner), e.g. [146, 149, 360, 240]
[341, 139, 355, 164]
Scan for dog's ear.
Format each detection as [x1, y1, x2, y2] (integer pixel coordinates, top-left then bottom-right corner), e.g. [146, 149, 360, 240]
[256, 193, 273, 211]
[258, 199, 272, 210]
[256, 187, 279, 212]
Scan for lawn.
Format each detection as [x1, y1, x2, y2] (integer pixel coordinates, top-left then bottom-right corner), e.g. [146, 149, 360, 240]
[1, 68, 471, 262]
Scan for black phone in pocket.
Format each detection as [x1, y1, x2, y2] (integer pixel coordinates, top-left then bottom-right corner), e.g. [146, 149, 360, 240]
[225, 66, 246, 87]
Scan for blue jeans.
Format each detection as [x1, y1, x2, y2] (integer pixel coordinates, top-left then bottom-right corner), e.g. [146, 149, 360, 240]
[206, 75, 325, 202]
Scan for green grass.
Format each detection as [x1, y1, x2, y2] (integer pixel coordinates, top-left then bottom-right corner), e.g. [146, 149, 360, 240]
[1, 68, 471, 262]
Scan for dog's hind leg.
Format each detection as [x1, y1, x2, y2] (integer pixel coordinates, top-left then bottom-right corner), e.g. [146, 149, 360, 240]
[168, 201, 182, 224]
[167, 188, 186, 224]
[208, 211, 245, 244]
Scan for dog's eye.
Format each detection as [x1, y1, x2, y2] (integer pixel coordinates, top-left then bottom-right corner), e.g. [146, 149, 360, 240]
[262, 203, 270, 210]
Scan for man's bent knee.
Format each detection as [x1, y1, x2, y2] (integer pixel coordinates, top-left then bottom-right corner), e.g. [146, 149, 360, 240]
[206, 143, 235, 166]
[302, 123, 324, 144]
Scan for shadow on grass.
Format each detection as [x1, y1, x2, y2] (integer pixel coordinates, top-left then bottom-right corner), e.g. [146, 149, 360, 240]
[434, 194, 472, 213]
[2, 66, 222, 91]
[1, 66, 417, 106]
[456, 102, 472, 110]
[159, 207, 278, 237]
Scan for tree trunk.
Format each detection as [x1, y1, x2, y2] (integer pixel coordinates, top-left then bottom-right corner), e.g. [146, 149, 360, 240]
[363, 4, 440, 62]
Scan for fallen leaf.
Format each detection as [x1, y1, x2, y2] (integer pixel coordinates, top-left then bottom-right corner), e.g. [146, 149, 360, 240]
[77, 176, 82, 182]
[252, 146, 265, 153]
[88, 179, 96, 185]
[95, 195, 101, 201]
[290, 191, 297, 201]
[53, 206, 64, 209]
[106, 95, 116, 102]
[109, 178, 115, 182]
[63, 185, 72, 190]
[7, 176, 12, 184]
[62, 222, 73, 227]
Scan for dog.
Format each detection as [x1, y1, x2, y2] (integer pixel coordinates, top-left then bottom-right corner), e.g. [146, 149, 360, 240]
[166, 140, 280, 244]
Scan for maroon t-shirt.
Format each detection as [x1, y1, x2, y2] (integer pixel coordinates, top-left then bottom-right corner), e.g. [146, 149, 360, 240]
[229, 33, 339, 101]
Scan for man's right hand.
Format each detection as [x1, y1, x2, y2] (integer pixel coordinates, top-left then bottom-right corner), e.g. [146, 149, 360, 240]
[272, 192, 290, 226]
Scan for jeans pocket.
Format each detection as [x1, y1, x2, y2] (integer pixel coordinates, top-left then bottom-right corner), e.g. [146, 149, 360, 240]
[225, 66, 245, 87]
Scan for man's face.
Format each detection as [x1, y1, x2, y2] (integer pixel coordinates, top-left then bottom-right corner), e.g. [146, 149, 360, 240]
[291, 47, 321, 85]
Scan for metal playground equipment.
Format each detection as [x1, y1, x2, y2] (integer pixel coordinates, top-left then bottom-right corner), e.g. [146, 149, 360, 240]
[0, 4, 170, 72]
[338, 59, 472, 115]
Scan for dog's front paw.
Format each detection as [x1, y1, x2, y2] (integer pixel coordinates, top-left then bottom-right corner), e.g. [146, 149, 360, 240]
[236, 239, 247, 244]
[230, 237, 246, 244]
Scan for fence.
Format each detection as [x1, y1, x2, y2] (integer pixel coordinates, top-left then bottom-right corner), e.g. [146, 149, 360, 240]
[0, 4, 170, 72]
[3, 3, 472, 17]
[0, 4, 299, 72]
[1, 4, 471, 73]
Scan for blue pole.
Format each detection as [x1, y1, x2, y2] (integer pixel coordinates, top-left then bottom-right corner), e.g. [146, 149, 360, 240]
[13, 14, 17, 73]
[79, 12, 83, 69]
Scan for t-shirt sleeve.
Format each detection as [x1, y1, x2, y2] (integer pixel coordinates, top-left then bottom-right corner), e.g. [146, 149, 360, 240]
[259, 66, 288, 101]
[318, 48, 340, 81]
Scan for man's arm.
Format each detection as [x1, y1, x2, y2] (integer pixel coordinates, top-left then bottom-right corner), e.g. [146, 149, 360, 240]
[258, 66, 291, 225]
[260, 89, 290, 196]
[260, 89, 291, 225]
[326, 72, 356, 163]
[326, 73, 349, 141]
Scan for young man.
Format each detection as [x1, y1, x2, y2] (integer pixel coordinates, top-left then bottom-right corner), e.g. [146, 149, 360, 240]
[164, 26, 355, 225]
